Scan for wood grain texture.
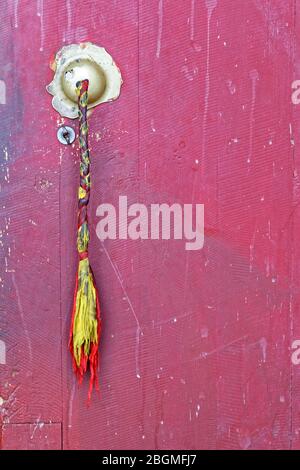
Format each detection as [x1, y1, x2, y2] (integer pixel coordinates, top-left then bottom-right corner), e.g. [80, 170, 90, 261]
[0, 0, 300, 450]
[1, 423, 61, 450]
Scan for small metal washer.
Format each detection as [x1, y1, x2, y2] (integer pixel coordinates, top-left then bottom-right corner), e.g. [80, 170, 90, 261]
[57, 125, 76, 145]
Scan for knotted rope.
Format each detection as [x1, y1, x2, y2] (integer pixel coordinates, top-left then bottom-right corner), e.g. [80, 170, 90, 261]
[69, 79, 101, 400]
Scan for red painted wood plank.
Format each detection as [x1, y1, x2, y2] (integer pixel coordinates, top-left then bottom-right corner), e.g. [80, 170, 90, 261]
[138, 0, 219, 450]
[58, 0, 141, 450]
[212, 0, 295, 450]
[291, 0, 300, 451]
[0, 0, 62, 439]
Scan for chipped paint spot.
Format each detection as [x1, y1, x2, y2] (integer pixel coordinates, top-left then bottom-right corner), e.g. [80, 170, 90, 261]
[201, 327, 209, 338]
[205, 0, 218, 12]
[226, 79, 236, 95]
[182, 65, 198, 81]
[0, 80, 6, 104]
[259, 337, 267, 362]
[239, 433, 251, 450]
[0, 340, 6, 365]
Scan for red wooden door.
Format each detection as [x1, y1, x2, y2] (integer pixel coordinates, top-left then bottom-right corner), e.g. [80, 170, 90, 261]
[1, 0, 300, 450]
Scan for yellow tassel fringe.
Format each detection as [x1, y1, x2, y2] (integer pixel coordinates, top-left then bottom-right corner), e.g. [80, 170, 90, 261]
[72, 258, 99, 367]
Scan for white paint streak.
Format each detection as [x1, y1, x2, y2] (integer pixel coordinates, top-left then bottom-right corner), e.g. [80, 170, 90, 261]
[259, 337, 267, 362]
[0, 340, 6, 365]
[190, 0, 195, 41]
[0, 80, 6, 104]
[182, 169, 198, 307]
[101, 242, 142, 379]
[289, 122, 295, 146]
[249, 226, 256, 273]
[30, 415, 41, 440]
[68, 380, 76, 429]
[14, 0, 19, 28]
[248, 70, 259, 164]
[195, 335, 247, 360]
[201, 1, 217, 173]
[63, 0, 73, 43]
[156, 0, 163, 58]
[12, 273, 33, 362]
[37, 0, 45, 52]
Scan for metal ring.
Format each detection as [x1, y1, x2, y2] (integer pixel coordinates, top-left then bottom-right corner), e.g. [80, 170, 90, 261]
[57, 125, 75, 145]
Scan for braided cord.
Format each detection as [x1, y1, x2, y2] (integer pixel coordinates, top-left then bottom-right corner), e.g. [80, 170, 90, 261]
[70, 79, 101, 398]
[76, 79, 91, 259]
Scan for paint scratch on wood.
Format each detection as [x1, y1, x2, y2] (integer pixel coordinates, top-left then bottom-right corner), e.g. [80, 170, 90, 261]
[101, 241, 142, 379]
[0, 80, 6, 105]
[156, 0, 163, 58]
[11, 273, 33, 363]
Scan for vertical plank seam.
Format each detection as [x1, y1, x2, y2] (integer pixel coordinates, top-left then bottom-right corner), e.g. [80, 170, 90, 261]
[290, 0, 297, 451]
[137, 0, 144, 445]
[59, 146, 64, 449]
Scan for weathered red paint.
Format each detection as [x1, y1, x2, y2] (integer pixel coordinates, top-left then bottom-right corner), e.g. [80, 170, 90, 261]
[1, 0, 300, 450]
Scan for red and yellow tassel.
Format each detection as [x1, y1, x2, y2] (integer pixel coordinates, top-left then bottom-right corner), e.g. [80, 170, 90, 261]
[69, 79, 101, 400]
